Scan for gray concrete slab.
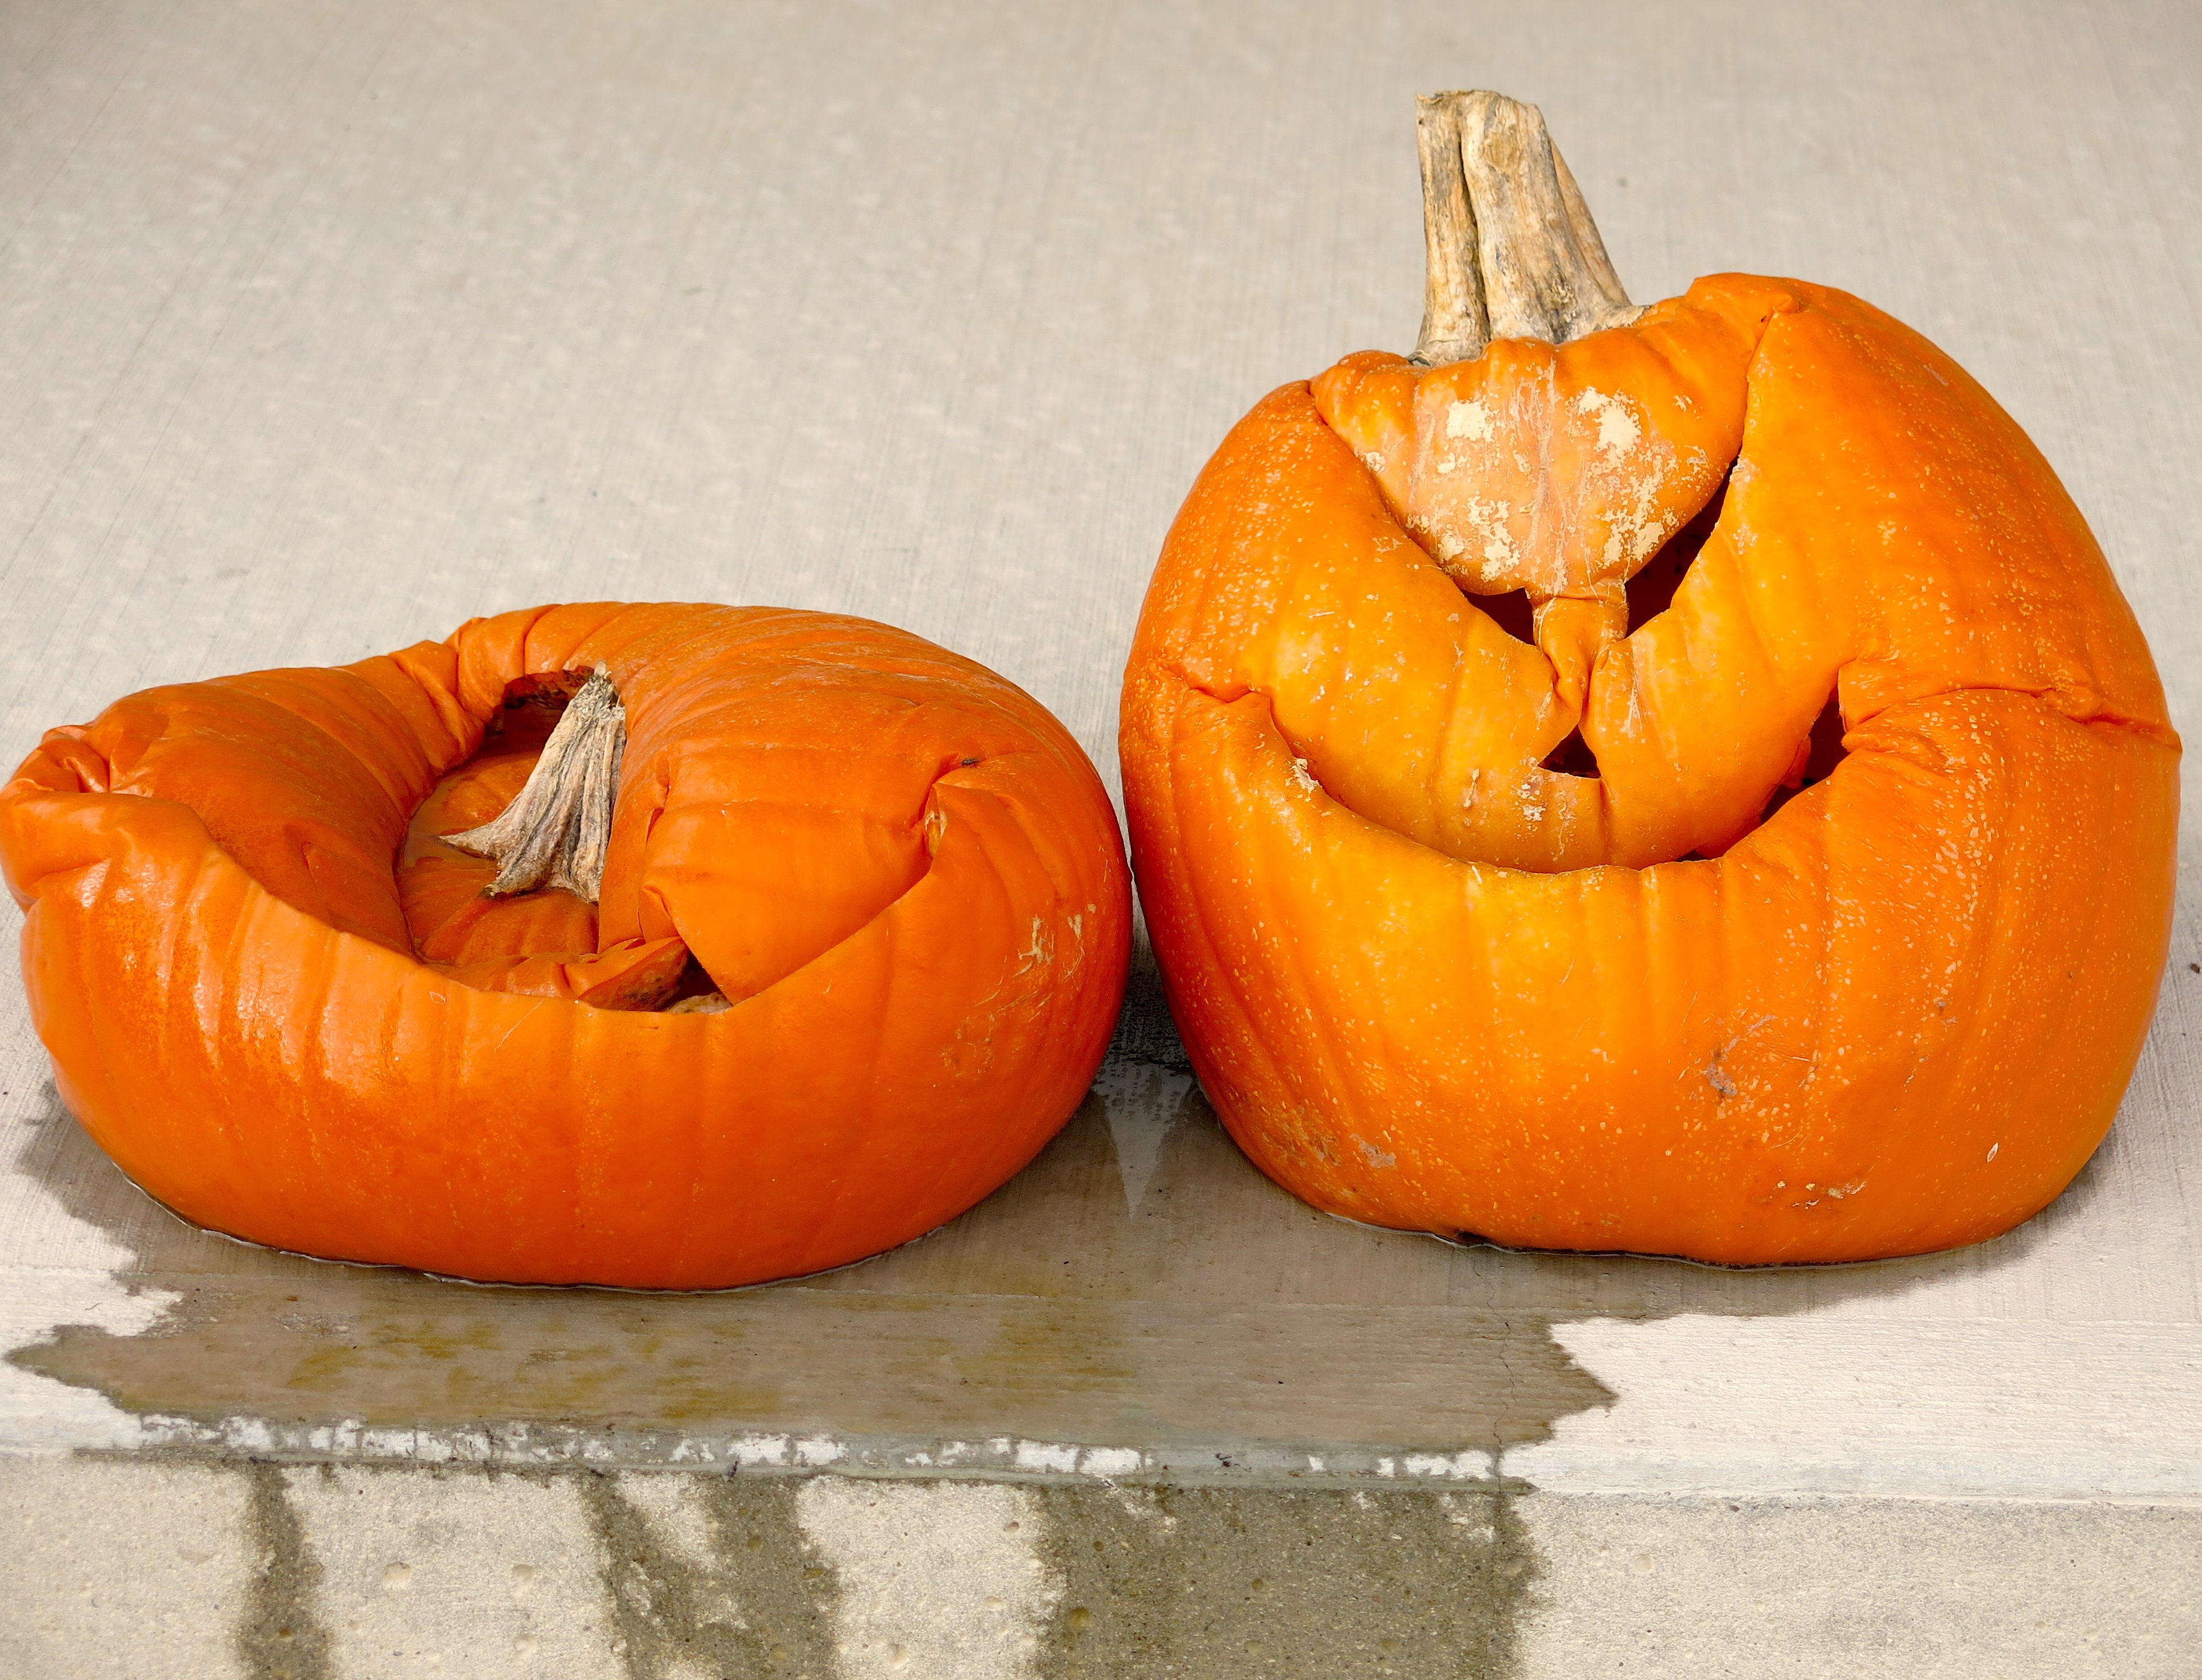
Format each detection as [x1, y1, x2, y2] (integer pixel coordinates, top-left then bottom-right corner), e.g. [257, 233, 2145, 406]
[2, 0, 2200, 1673]
[6, 1455, 2200, 1678]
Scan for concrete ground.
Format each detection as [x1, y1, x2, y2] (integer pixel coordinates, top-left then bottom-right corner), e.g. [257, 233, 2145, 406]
[8, 1453, 2200, 1679]
[5, 0, 2202, 1674]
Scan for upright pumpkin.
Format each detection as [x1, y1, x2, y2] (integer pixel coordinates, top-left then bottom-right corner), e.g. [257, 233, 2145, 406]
[1120, 93, 2178, 1263]
[2, 604, 1131, 1287]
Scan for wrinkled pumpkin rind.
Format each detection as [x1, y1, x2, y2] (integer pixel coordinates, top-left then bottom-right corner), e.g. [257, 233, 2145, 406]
[2, 604, 1132, 1288]
[1121, 277, 2178, 1264]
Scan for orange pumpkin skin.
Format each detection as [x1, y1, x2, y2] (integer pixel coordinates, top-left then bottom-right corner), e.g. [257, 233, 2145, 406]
[2, 604, 1130, 1287]
[1121, 276, 2179, 1264]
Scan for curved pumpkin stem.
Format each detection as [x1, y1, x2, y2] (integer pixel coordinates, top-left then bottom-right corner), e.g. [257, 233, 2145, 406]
[443, 666, 624, 902]
[1412, 91, 1645, 366]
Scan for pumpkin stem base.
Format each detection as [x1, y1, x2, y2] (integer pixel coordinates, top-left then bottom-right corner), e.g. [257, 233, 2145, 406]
[1412, 91, 1646, 366]
[443, 667, 623, 903]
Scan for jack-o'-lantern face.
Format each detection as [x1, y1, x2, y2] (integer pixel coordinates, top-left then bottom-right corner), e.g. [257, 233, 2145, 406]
[1119, 92, 2178, 1264]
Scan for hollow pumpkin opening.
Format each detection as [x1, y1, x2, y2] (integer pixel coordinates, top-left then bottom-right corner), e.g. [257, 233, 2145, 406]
[398, 671, 601, 967]
[395, 665, 953, 1013]
[1626, 468, 1730, 635]
[1539, 726, 1600, 780]
[394, 671, 690, 1011]
[1759, 691, 1849, 826]
[1477, 587, 1538, 646]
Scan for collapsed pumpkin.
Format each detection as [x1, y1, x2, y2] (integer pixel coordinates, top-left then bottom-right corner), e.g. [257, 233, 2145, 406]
[1, 603, 1130, 1287]
[1120, 92, 2179, 1263]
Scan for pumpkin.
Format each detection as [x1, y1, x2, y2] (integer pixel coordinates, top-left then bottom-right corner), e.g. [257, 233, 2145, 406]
[1, 602, 1130, 1287]
[1119, 93, 2178, 1264]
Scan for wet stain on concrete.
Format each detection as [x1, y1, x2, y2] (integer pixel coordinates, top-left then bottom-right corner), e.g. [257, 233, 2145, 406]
[236, 1463, 337, 1680]
[581, 1473, 838, 1680]
[1110, 963, 1195, 1073]
[7, 1041, 1641, 1459]
[7, 1054, 2038, 1456]
[4, 969, 2088, 1679]
[1031, 1482, 1536, 1680]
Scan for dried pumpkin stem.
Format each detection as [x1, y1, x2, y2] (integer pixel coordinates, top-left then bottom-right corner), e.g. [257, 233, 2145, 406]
[1410, 91, 1646, 366]
[443, 667, 624, 902]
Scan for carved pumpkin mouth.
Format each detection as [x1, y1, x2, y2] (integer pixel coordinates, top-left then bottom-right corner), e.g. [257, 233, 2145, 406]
[1167, 91, 2173, 879]
[1297, 313, 1790, 873]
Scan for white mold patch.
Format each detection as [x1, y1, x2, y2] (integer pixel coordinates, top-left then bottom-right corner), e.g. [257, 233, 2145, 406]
[1446, 399, 1493, 442]
[1574, 388, 1642, 459]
